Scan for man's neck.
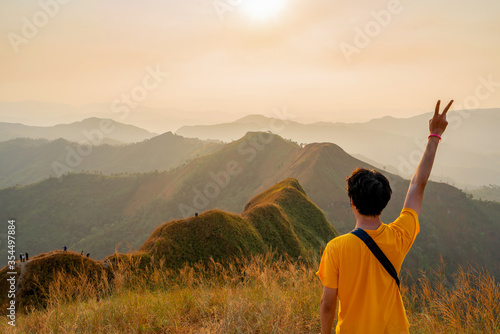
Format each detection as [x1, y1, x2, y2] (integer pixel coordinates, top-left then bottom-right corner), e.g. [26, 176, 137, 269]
[355, 215, 382, 230]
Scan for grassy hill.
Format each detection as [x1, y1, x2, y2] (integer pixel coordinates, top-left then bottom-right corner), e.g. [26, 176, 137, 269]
[138, 179, 337, 269]
[1, 132, 499, 280]
[243, 178, 337, 259]
[0, 179, 336, 312]
[0, 133, 222, 187]
[140, 210, 267, 268]
[0, 250, 109, 311]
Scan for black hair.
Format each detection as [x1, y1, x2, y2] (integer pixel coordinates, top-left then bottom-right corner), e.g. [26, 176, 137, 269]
[346, 168, 392, 216]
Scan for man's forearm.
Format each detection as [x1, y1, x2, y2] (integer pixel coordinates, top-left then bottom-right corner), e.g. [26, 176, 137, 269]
[320, 286, 338, 333]
[403, 136, 441, 214]
[404, 100, 452, 214]
[411, 137, 440, 187]
[320, 302, 336, 334]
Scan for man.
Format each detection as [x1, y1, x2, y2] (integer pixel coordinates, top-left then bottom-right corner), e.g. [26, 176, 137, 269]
[317, 100, 454, 333]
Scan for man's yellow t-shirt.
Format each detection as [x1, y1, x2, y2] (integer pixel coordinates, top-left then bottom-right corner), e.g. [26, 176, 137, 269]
[317, 208, 419, 334]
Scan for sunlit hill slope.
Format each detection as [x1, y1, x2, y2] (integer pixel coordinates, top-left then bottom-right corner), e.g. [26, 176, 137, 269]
[138, 178, 337, 268]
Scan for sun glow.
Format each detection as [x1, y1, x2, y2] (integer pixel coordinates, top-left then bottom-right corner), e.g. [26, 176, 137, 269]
[241, 0, 286, 21]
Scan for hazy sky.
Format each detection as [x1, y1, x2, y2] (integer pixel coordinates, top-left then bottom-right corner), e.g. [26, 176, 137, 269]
[1, 0, 499, 123]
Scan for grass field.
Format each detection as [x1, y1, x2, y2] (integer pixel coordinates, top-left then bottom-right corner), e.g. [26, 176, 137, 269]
[1, 253, 498, 333]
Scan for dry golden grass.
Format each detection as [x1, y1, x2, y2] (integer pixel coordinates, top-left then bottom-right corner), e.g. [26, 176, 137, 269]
[403, 258, 500, 333]
[0, 253, 498, 333]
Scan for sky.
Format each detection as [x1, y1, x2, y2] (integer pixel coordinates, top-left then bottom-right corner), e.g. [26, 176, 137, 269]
[0, 0, 499, 124]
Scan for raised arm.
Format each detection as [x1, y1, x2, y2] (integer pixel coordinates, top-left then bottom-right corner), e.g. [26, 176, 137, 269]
[403, 100, 453, 215]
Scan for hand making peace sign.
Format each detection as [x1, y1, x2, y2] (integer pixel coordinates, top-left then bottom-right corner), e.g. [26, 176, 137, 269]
[429, 100, 453, 137]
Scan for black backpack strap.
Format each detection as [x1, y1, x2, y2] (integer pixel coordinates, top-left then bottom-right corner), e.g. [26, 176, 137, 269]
[350, 228, 400, 288]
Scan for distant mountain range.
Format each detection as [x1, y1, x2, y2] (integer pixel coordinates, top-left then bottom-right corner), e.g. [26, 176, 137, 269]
[176, 110, 500, 187]
[468, 185, 500, 202]
[0, 100, 242, 133]
[0, 133, 223, 188]
[0, 117, 155, 144]
[1, 132, 499, 280]
[2, 105, 498, 187]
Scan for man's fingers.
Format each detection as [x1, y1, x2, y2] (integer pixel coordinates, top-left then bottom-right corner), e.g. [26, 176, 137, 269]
[434, 99, 453, 117]
[434, 100, 441, 116]
[442, 100, 454, 115]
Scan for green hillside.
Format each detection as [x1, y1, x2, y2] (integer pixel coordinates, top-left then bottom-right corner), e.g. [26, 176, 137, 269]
[0, 133, 222, 188]
[1, 132, 499, 280]
[243, 178, 337, 259]
[140, 210, 266, 268]
[139, 178, 337, 268]
[0, 173, 149, 258]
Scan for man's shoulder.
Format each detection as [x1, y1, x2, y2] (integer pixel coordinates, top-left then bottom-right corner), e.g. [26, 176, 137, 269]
[387, 207, 420, 250]
[389, 208, 419, 229]
[326, 233, 359, 249]
[398, 208, 419, 221]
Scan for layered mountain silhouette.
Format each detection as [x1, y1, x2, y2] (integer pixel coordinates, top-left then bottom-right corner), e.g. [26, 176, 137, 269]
[0, 118, 155, 143]
[1, 132, 499, 280]
[0, 133, 223, 188]
[0, 179, 336, 310]
[176, 110, 500, 187]
[0, 100, 221, 133]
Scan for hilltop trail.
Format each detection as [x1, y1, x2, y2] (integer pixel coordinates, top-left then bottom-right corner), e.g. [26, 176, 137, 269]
[15, 251, 92, 293]
[0, 250, 110, 311]
[15, 260, 27, 295]
[16, 253, 51, 290]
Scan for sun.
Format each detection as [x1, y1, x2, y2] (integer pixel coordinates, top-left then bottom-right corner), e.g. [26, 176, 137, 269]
[241, 0, 286, 21]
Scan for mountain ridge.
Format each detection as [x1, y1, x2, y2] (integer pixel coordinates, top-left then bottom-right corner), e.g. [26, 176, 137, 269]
[0, 133, 223, 188]
[0, 132, 499, 281]
[176, 109, 500, 187]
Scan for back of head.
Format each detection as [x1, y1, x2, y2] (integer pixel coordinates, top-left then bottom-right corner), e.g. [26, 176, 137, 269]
[346, 168, 392, 216]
